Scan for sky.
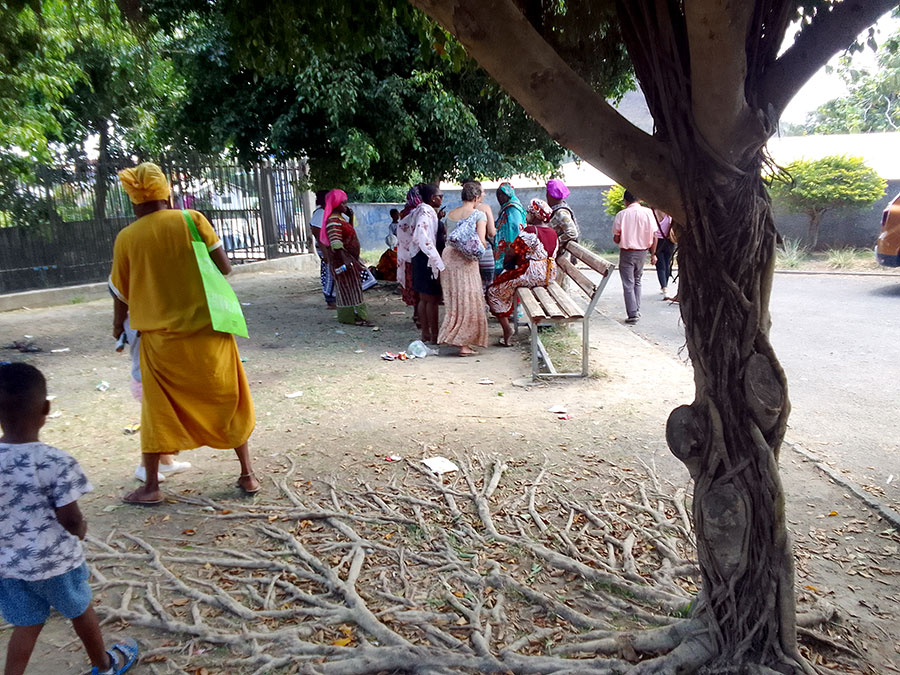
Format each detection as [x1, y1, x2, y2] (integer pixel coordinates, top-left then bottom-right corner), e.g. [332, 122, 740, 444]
[780, 11, 900, 125]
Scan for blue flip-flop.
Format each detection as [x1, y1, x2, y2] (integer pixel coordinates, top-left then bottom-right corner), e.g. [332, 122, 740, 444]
[90, 637, 139, 674]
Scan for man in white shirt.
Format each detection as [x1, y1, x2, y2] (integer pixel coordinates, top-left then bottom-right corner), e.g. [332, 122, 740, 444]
[613, 190, 657, 324]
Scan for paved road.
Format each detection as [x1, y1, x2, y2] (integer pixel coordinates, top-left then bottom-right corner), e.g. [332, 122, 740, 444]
[594, 270, 900, 506]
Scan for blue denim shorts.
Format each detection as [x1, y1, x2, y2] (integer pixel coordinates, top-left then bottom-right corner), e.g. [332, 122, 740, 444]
[0, 563, 92, 626]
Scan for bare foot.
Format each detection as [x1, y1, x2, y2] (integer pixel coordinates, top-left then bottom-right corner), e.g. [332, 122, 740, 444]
[123, 486, 163, 505]
[237, 473, 261, 494]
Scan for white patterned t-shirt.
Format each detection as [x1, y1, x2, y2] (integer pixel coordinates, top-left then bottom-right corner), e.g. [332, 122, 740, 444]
[0, 442, 92, 581]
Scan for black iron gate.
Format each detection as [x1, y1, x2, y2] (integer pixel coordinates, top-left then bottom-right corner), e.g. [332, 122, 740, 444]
[0, 156, 313, 294]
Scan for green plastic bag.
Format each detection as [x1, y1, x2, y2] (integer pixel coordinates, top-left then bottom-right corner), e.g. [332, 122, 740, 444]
[182, 210, 249, 338]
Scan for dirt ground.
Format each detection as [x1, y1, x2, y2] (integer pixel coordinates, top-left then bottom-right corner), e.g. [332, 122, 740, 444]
[1, 270, 898, 674]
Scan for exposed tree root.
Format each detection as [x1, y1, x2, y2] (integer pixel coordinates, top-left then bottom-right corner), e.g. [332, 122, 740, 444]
[85, 455, 850, 673]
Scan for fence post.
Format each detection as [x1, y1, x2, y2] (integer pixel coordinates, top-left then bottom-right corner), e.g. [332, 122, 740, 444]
[298, 159, 315, 255]
[257, 163, 280, 259]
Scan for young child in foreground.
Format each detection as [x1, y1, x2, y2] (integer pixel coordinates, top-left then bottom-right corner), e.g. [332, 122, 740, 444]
[0, 363, 138, 675]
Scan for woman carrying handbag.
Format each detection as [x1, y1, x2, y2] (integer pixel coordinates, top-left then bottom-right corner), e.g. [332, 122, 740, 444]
[437, 181, 490, 356]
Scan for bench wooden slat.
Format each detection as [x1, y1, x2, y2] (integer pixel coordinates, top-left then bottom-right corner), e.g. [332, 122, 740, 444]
[556, 256, 596, 297]
[567, 242, 614, 277]
[532, 286, 566, 319]
[516, 288, 545, 323]
[546, 282, 584, 319]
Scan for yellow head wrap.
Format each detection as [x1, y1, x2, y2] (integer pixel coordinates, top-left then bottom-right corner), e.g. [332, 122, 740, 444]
[118, 163, 171, 204]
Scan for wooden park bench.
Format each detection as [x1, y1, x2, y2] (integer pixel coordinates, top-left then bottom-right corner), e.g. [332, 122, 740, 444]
[514, 242, 615, 379]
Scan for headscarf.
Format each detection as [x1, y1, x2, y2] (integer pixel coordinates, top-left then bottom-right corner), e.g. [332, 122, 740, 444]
[546, 178, 570, 200]
[318, 189, 348, 246]
[498, 182, 526, 217]
[405, 185, 422, 210]
[527, 199, 553, 223]
[118, 163, 171, 205]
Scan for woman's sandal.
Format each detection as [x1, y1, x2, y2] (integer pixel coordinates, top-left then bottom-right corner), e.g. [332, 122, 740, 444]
[237, 472, 261, 495]
[89, 637, 139, 674]
[122, 489, 163, 506]
[496, 337, 513, 347]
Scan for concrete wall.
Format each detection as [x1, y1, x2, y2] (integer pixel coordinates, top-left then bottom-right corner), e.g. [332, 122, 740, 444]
[351, 179, 900, 252]
[349, 203, 404, 251]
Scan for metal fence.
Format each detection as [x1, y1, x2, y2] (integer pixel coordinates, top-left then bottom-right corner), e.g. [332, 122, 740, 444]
[0, 156, 313, 294]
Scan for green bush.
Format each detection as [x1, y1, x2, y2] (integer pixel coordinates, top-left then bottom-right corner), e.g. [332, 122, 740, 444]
[603, 184, 625, 217]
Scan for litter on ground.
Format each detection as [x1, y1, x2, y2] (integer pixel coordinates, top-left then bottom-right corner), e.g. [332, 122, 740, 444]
[421, 457, 459, 475]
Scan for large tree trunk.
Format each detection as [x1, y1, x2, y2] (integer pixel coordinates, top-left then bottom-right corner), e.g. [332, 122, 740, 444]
[663, 153, 813, 673]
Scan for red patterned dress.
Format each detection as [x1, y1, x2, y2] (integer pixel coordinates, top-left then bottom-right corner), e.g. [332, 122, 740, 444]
[486, 226, 558, 317]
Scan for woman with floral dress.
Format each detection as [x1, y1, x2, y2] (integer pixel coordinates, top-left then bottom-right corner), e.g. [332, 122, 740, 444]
[487, 199, 558, 346]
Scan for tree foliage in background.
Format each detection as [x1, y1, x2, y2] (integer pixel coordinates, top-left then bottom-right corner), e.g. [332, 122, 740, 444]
[0, 0, 82, 227]
[602, 184, 625, 217]
[770, 155, 886, 248]
[1, 0, 580, 221]
[0, 0, 184, 226]
[794, 27, 900, 134]
[142, 0, 587, 191]
[52, 1, 184, 218]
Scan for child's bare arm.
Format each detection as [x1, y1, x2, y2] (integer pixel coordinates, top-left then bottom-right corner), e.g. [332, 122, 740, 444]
[55, 501, 87, 540]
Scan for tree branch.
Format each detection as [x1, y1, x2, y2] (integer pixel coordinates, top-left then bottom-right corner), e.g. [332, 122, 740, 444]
[409, 0, 686, 221]
[115, 0, 145, 26]
[761, 0, 899, 118]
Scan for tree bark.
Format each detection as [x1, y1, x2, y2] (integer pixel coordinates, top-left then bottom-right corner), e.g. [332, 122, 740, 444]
[684, 0, 756, 159]
[666, 151, 813, 673]
[806, 210, 825, 251]
[93, 120, 110, 222]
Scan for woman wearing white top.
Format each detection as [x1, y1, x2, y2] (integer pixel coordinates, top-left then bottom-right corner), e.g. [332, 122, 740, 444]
[409, 184, 445, 343]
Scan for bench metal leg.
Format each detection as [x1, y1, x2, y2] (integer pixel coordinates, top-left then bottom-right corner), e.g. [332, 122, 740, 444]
[582, 317, 589, 377]
[530, 322, 539, 378]
[513, 296, 519, 336]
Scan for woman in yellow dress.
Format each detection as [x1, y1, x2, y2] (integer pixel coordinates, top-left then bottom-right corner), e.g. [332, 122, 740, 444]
[109, 163, 258, 505]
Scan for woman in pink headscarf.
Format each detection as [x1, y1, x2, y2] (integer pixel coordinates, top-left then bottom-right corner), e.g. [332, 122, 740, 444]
[319, 190, 374, 325]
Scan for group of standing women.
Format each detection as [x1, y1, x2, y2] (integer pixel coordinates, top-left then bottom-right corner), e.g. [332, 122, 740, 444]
[309, 180, 566, 354]
[389, 180, 560, 355]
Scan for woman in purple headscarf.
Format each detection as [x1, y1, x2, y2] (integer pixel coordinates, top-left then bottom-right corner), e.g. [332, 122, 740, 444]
[546, 179, 580, 255]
